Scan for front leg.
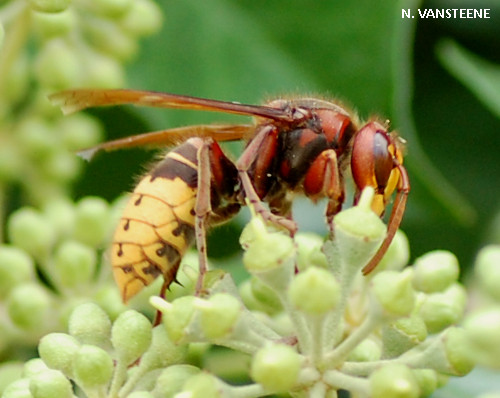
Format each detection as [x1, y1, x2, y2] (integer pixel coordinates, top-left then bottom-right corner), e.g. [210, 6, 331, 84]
[303, 149, 344, 237]
[236, 126, 297, 235]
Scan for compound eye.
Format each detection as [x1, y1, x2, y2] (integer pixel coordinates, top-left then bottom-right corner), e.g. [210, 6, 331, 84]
[372, 132, 393, 192]
[351, 122, 395, 195]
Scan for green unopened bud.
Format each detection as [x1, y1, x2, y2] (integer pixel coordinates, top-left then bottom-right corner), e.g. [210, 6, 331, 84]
[370, 363, 419, 398]
[442, 327, 475, 376]
[412, 251, 459, 293]
[68, 303, 111, 348]
[138, 324, 187, 370]
[73, 197, 110, 247]
[241, 215, 295, 292]
[347, 338, 381, 362]
[2, 378, 31, 398]
[153, 365, 200, 397]
[412, 369, 438, 397]
[181, 373, 222, 398]
[43, 199, 75, 237]
[7, 208, 56, 260]
[0, 246, 34, 299]
[370, 269, 415, 318]
[28, 0, 71, 13]
[57, 113, 103, 152]
[29, 369, 72, 398]
[23, 359, 48, 377]
[73, 345, 113, 388]
[111, 310, 152, 365]
[38, 333, 80, 377]
[375, 230, 410, 272]
[199, 294, 241, 339]
[251, 344, 301, 393]
[242, 216, 295, 271]
[249, 277, 282, 312]
[333, 187, 386, 270]
[464, 308, 500, 369]
[474, 245, 500, 302]
[53, 240, 96, 290]
[418, 283, 466, 333]
[31, 8, 75, 39]
[120, 0, 162, 36]
[154, 296, 196, 343]
[7, 284, 51, 332]
[35, 39, 81, 89]
[382, 315, 427, 358]
[288, 267, 340, 315]
[295, 233, 327, 271]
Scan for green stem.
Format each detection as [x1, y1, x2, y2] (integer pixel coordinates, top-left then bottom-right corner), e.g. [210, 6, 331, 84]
[324, 313, 381, 368]
[109, 359, 128, 398]
[322, 370, 370, 396]
[228, 383, 268, 398]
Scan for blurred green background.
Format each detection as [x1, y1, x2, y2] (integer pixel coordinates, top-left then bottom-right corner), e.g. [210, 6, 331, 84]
[73, 0, 500, 275]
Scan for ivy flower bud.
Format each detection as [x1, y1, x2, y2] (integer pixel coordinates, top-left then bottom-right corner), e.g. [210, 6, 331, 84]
[370, 269, 416, 319]
[464, 308, 500, 369]
[241, 215, 295, 292]
[418, 283, 466, 333]
[29, 369, 73, 398]
[1, 378, 31, 398]
[347, 338, 381, 362]
[333, 187, 386, 271]
[181, 373, 223, 398]
[31, 8, 76, 39]
[73, 197, 111, 247]
[138, 324, 187, 370]
[68, 303, 111, 348]
[441, 327, 475, 376]
[111, 310, 152, 365]
[474, 245, 500, 302]
[53, 240, 96, 290]
[38, 333, 80, 377]
[7, 283, 52, 332]
[382, 315, 427, 358]
[199, 294, 241, 339]
[120, 0, 163, 36]
[251, 344, 302, 393]
[0, 245, 34, 299]
[295, 233, 327, 271]
[412, 369, 438, 397]
[73, 345, 114, 388]
[7, 208, 56, 260]
[288, 267, 341, 315]
[412, 251, 459, 293]
[154, 296, 196, 344]
[369, 363, 419, 398]
[153, 365, 200, 397]
[23, 359, 49, 377]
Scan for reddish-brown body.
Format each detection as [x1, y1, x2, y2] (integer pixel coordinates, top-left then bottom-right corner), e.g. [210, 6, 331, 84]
[50, 89, 410, 301]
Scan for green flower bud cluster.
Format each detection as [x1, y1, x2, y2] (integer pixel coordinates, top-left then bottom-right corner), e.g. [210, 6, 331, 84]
[0, 196, 131, 353]
[1, 303, 190, 398]
[3, 187, 499, 397]
[0, 0, 162, 208]
[140, 188, 477, 397]
[462, 245, 500, 369]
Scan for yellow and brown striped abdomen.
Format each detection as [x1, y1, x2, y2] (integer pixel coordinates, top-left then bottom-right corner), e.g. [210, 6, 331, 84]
[111, 140, 201, 302]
